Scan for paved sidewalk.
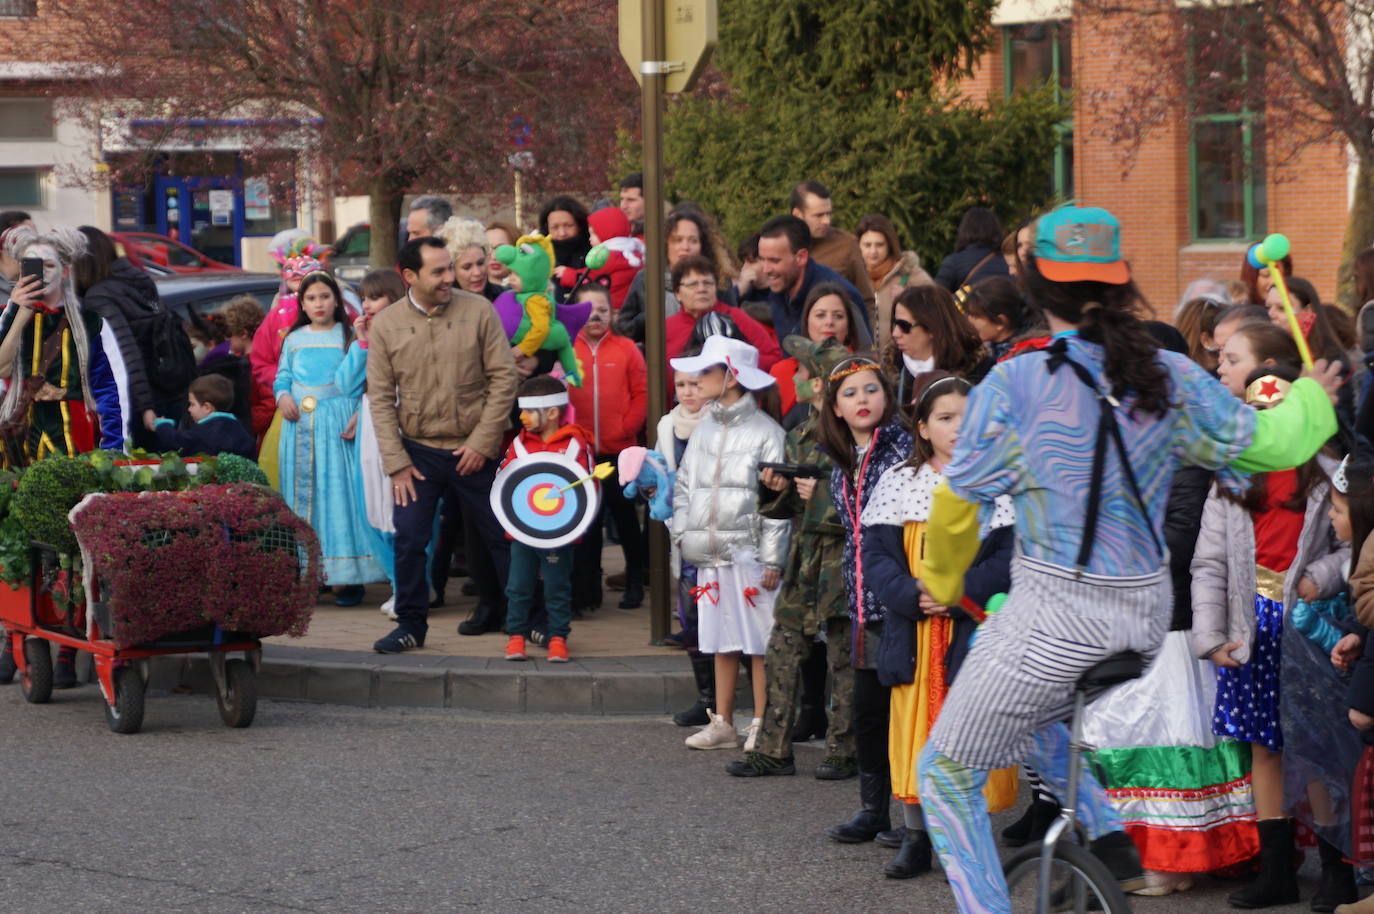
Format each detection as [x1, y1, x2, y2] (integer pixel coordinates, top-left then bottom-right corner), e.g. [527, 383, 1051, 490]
[147, 546, 713, 716]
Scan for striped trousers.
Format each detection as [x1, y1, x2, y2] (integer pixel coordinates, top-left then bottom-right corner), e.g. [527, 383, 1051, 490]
[920, 555, 1170, 913]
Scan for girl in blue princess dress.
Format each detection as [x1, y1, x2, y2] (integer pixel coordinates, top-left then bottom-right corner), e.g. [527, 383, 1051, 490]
[275, 271, 384, 604]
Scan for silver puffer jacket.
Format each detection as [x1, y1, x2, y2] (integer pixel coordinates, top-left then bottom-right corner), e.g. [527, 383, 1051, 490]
[672, 393, 789, 569]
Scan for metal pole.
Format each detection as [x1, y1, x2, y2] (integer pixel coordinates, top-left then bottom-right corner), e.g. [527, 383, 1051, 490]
[642, 0, 670, 646]
[513, 168, 524, 231]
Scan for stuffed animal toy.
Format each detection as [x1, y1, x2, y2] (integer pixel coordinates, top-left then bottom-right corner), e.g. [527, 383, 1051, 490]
[492, 234, 584, 386]
[1290, 594, 1351, 654]
[618, 446, 673, 521]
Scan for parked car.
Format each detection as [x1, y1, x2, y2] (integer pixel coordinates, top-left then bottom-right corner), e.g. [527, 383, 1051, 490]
[110, 232, 242, 275]
[155, 273, 361, 327]
[330, 223, 370, 282]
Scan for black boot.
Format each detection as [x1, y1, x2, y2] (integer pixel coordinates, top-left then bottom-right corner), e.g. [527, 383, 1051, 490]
[1310, 837, 1357, 912]
[825, 769, 892, 843]
[1228, 817, 1299, 908]
[1090, 830, 1146, 893]
[53, 646, 78, 689]
[618, 579, 644, 609]
[0, 637, 14, 685]
[457, 604, 500, 636]
[883, 827, 933, 879]
[673, 655, 714, 727]
[1001, 796, 1062, 847]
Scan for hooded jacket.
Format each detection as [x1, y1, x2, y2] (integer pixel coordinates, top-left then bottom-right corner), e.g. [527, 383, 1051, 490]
[672, 392, 789, 570]
[1190, 460, 1348, 663]
[80, 258, 162, 412]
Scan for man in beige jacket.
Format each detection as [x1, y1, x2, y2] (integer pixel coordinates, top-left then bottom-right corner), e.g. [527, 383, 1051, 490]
[367, 236, 519, 653]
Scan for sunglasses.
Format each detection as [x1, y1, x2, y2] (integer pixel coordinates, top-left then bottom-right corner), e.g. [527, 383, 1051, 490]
[893, 318, 920, 333]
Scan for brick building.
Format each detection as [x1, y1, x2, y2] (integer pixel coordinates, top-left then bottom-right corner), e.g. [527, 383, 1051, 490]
[967, 0, 1350, 315]
[0, 0, 315, 269]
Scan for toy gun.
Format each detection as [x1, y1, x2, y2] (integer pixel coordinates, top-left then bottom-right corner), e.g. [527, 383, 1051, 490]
[759, 462, 825, 480]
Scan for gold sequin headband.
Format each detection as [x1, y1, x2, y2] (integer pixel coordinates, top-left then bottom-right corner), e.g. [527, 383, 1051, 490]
[828, 359, 883, 383]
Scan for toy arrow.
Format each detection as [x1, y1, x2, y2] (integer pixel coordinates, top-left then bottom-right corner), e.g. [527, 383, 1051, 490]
[558, 462, 614, 493]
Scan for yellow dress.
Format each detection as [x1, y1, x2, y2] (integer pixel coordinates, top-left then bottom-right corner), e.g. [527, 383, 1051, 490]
[889, 520, 1018, 809]
[259, 411, 284, 491]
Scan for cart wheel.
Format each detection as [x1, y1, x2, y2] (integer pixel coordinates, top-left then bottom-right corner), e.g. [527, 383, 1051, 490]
[104, 664, 145, 735]
[215, 658, 257, 728]
[20, 638, 52, 704]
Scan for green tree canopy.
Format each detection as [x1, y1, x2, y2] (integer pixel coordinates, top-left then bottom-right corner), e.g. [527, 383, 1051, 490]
[720, 0, 999, 99]
[656, 0, 1069, 262]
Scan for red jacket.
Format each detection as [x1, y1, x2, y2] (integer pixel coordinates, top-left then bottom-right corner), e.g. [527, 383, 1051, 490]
[560, 207, 643, 310]
[666, 302, 783, 370]
[567, 330, 648, 455]
[499, 425, 594, 473]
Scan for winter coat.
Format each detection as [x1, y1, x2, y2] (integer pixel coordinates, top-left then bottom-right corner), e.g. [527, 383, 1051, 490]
[1164, 465, 1214, 631]
[933, 245, 1010, 293]
[665, 302, 783, 372]
[1190, 462, 1348, 663]
[873, 250, 933, 342]
[867, 523, 1013, 688]
[80, 258, 164, 413]
[830, 422, 913, 631]
[671, 392, 789, 570]
[567, 330, 647, 455]
[757, 413, 845, 634]
[1349, 626, 1374, 747]
[1348, 526, 1374, 629]
[153, 412, 256, 460]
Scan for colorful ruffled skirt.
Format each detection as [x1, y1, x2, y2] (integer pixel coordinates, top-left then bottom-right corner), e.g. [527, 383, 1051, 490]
[1083, 630, 1258, 873]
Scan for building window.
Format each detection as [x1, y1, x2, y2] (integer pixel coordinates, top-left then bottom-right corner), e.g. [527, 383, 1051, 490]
[1003, 20, 1073, 201]
[0, 1, 37, 17]
[1188, 10, 1265, 241]
[0, 99, 53, 141]
[0, 169, 47, 208]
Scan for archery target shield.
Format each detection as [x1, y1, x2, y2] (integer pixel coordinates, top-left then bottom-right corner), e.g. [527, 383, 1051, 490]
[491, 450, 601, 549]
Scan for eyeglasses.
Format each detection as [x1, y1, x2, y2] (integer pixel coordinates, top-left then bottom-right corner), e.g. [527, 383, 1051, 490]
[893, 318, 920, 333]
[678, 279, 716, 291]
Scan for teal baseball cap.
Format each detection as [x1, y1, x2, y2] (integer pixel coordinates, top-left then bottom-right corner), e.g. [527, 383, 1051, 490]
[1033, 205, 1130, 285]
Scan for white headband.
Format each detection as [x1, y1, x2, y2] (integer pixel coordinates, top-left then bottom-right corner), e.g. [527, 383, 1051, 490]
[518, 392, 568, 410]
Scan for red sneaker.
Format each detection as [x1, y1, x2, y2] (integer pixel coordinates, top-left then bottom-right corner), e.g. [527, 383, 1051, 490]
[504, 635, 527, 661]
[547, 636, 569, 663]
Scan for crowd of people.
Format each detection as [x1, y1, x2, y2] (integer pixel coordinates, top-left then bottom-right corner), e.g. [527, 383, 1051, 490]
[3, 177, 1374, 911]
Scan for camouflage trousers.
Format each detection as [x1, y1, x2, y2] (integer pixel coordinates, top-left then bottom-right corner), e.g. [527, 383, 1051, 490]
[753, 618, 855, 761]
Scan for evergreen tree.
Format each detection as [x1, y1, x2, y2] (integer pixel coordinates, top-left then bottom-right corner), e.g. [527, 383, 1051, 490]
[659, 0, 1067, 261]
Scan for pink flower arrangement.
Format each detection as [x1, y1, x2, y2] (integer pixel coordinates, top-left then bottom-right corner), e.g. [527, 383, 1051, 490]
[71, 484, 323, 649]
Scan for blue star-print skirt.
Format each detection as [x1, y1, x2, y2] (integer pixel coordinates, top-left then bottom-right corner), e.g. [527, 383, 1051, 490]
[1212, 592, 1283, 752]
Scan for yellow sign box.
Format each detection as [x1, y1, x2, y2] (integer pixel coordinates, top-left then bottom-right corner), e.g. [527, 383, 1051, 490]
[618, 0, 718, 95]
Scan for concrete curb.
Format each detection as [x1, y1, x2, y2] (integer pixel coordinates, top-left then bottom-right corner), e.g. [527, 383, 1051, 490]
[144, 644, 700, 715]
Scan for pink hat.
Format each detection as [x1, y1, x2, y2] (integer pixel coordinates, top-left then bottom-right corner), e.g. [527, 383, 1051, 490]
[618, 446, 648, 483]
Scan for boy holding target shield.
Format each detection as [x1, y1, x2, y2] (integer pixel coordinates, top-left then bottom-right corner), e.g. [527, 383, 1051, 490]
[496, 375, 598, 663]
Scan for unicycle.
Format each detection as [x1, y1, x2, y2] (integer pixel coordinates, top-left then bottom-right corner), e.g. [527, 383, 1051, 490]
[1002, 652, 1144, 913]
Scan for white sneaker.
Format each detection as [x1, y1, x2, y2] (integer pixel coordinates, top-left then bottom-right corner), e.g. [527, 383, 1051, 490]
[685, 710, 740, 750]
[742, 717, 762, 751]
[380, 596, 397, 621]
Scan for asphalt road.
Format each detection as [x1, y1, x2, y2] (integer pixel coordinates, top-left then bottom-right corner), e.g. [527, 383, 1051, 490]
[0, 685, 1329, 912]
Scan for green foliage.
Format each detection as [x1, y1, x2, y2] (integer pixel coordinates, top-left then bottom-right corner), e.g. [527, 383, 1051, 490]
[719, 0, 998, 99]
[664, 86, 1066, 263]
[205, 453, 270, 487]
[11, 456, 101, 554]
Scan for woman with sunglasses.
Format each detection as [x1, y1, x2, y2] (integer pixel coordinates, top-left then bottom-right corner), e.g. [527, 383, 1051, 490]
[888, 285, 989, 407]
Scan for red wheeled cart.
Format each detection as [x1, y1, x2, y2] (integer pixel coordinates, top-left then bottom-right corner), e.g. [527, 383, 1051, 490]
[0, 543, 260, 734]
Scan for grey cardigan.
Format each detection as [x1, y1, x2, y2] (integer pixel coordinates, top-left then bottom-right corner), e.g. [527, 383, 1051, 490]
[1190, 462, 1348, 664]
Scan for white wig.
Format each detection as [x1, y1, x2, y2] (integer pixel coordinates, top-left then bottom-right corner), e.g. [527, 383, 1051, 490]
[437, 217, 488, 260]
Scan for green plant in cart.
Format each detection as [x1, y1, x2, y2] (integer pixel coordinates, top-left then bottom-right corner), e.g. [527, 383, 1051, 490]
[12, 455, 100, 554]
